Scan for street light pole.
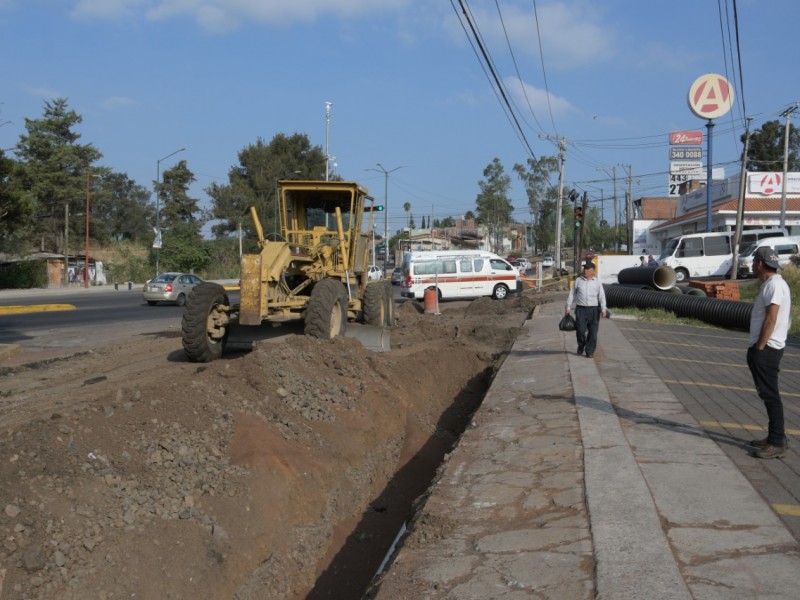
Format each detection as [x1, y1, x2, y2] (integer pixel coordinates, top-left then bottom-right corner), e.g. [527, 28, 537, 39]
[155, 147, 186, 275]
[85, 169, 91, 288]
[366, 163, 407, 277]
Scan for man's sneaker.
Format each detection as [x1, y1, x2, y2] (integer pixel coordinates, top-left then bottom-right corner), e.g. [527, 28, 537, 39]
[750, 437, 789, 450]
[586, 353, 594, 358]
[577, 344, 584, 355]
[754, 444, 787, 459]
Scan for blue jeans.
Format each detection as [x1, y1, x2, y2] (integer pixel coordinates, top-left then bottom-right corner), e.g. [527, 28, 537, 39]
[575, 305, 601, 355]
[747, 345, 785, 446]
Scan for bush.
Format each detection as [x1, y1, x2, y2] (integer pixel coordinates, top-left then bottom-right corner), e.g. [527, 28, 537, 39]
[0, 259, 48, 289]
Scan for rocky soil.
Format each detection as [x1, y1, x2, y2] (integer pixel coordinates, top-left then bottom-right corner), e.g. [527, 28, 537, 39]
[0, 292, 550, 599]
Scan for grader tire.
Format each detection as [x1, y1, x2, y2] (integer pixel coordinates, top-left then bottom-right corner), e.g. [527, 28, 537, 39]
[382, 280, 395, 327]
[182, 282, 230, 362]
[363, 282, 386, 326]
[305, 279, 347, 339]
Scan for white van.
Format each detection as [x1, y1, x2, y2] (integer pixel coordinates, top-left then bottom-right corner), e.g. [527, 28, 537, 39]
[400, 250, 522, 300]
[659, 228, 787, 282]
[736, 235, 800, 278]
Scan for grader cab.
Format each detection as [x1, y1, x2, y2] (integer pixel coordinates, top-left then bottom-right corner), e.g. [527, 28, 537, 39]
[181, 180, 394, 362]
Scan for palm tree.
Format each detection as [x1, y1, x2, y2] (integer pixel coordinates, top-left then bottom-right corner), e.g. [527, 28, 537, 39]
[403, 202, 411, 228]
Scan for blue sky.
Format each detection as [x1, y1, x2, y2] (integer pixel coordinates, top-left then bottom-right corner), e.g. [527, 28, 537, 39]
[1, 0, 798, 237]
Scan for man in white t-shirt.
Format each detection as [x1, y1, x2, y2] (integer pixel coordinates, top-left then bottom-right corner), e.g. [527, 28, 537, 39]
[747, 247, 792, 459]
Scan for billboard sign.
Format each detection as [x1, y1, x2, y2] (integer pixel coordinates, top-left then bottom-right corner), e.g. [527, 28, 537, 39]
[669, 146, 703, 161]
[688, 73, 734, 120]
[670, 130, 703, 145]
[670, 161, 704, 175]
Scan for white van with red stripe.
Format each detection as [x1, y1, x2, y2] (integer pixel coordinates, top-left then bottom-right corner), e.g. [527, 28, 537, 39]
[400, 250, 522, 301]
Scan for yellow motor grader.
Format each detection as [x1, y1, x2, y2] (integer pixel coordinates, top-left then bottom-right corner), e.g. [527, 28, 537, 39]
[181, 180, 394, 362]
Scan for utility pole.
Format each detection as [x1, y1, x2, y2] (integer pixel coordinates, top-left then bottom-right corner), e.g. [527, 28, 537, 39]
[621, 164, 632, 253]
[325, 101, 333, 181]
[779, 104, 798, 228]
[732, 117, 754, 280]
[540, 135, 567, 272]
[596, 166, 618, 252]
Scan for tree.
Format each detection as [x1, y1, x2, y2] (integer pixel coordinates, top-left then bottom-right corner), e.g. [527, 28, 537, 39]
[403, 202, 411, 228]
[744, 119, 800, 172]
[476, 158, 513, 253]
[90, 169, 153, 244]
[513, 155, 559, 253]
[12, 98, 102, 252]
[421, 216, 426, 229]
[0, 151, 34, 252]
[155, 161, 209, 273]
[206, 133, 327, 244]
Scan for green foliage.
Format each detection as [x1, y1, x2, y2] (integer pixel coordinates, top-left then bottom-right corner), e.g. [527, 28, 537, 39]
[11, 98, 102, 253]
[155, 222, 211, 274]
[744, 119, 800, 172]
[203, 238, 242, 280]
[513, 156, 559, 253]
[0, 259, 48, 289]
[103, 242, 153, 284]
[206, 133, 327, 241]
[476, 158, 513, 252]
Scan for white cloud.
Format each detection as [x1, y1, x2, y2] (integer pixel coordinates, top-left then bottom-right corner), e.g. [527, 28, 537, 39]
[71, 0, 149, 20]
[451, 1, 615, 70]
[506, 76, 573, 119]
[70, 0, 412, 31]
[102, 96, 135, 110]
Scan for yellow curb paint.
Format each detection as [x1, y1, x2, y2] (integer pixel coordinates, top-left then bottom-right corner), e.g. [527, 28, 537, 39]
[0, 304, 76, 315]
[699, 420, 800, 436]
[772, 504, 800, 516]
[222, 286, 240, 291]
[663, 379, 800, 399]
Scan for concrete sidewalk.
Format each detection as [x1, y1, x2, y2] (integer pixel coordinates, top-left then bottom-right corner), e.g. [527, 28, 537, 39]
[370, 300, 800, 599]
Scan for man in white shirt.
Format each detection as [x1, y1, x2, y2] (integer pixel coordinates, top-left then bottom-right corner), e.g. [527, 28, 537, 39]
[565, 260, 607, 358]
[747, 246, 792, 459]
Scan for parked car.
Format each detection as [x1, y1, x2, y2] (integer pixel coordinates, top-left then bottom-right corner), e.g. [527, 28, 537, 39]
[542, 255, 554, 268]
[391, 266, 404, 285]
[513, 258, 531, 272]
[367, 265, 383, 281]
[143, 272, 204, 306]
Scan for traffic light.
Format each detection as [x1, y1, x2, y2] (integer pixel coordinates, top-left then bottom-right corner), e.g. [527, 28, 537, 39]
[574, 205, 583, 227]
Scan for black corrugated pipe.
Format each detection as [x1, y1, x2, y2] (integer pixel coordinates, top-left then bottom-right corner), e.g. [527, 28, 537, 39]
[682, 287, 707, 297]
[604, 284, 752, 331]
[617, 266, 677, 291]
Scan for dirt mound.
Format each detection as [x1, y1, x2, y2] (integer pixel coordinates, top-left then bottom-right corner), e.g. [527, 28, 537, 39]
[0, 293, 549, 599]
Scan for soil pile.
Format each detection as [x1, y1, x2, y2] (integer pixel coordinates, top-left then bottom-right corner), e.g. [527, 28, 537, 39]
[0, 293, 548, 599]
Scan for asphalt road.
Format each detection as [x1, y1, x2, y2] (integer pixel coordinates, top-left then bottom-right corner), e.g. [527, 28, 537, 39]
[616, 319, 800, 540]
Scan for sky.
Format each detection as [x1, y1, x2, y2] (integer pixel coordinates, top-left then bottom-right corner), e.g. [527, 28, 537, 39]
[1, 0, 799, 239]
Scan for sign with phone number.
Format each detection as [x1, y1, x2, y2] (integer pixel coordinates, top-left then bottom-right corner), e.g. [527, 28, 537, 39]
[670, 146, 702, 160]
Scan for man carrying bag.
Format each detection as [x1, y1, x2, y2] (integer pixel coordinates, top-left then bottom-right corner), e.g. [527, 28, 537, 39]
[565, 260, 607, 358]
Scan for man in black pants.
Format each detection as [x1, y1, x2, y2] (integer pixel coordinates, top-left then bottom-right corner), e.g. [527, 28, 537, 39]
[747, 247, 792, 459]
[565, 260, 607, 358]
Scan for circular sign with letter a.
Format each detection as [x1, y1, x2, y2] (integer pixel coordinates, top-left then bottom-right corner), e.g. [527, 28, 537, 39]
[688, 73, 734, 120]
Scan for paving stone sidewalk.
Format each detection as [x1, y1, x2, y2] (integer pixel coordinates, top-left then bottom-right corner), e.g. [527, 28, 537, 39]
[370, 300, 800, 599]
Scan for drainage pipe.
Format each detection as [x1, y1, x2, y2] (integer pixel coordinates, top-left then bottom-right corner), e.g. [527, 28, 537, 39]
[617, 266, 677, 291]
[604, 284, 752, 330]
[681, 287, 707, 297]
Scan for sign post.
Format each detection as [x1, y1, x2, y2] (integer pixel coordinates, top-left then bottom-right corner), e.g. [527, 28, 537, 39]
[687, 73, 734, 232]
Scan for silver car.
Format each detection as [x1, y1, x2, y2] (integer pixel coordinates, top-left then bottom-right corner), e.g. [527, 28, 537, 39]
[143, 272, 204, 306]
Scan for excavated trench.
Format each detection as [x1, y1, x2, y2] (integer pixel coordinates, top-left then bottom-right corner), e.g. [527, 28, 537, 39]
[305, 365, 496, 599]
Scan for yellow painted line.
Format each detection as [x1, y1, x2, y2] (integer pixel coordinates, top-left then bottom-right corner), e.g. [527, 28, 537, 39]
[644, 355, 742, 368]
[637, 339, 743, 351]
[663, 379, 800, 399]
[772, 504, 800, 517]
[648, 354, 800, 375]
[223, 286, 240, 291]
[699, 420, 800, 436]
[617, 325, 744, 341]
[0, 304, 76, 315]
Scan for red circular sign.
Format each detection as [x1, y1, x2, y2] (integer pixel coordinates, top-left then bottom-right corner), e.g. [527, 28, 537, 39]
[688, 73, 734, 120]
